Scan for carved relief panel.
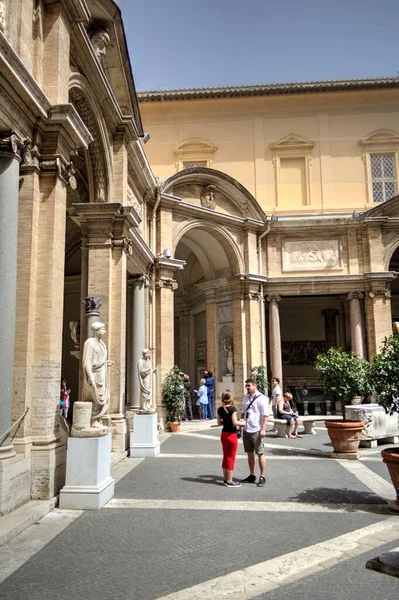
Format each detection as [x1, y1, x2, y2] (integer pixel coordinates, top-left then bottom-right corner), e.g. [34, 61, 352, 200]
[282, 239, 342, 272]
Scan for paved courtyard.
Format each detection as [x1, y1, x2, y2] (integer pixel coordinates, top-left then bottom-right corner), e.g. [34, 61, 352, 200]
[0, 423, 398, 599]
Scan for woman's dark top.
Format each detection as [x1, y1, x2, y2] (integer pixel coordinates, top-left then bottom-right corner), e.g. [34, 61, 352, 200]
[217, 405, 237, 433]
[277, 401, 291, 417]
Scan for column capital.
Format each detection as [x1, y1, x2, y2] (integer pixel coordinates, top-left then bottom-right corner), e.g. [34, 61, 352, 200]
[155, 277, 178, 291]
[40, 157, 77, 188]
[245, 292, 262, 301]
[347, 292, 364, 301]
[0, 132, 31, 165]
[368, 289, 391, 299]
[128, 275, 150, 287]
[267, 294, 281, 303]
[82, 296, 102, 314]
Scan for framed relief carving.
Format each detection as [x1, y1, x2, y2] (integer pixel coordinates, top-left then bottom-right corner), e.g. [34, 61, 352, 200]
[282, 239, 342, 272]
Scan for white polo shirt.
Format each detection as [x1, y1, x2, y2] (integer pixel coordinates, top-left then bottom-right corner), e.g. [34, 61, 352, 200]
[271, 385, 282, 407]
[242, 392, 269, 433]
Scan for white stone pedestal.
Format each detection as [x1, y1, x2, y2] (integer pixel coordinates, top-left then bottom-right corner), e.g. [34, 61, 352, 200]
[130, 412, 160, 457]
[59, 433, 114, 510]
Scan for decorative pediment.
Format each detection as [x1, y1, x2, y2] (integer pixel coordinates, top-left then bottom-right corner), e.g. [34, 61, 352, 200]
[270, 133, 315, 151]
[174, 138, 217, 169]
[359, 129, 399, 148]
[362, 193, 399, 219]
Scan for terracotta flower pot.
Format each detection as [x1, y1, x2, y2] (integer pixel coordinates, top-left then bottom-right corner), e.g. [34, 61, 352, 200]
[381, 447, 399, 508]
[325, 420, 365, 453]
[169, 421, 181, 433]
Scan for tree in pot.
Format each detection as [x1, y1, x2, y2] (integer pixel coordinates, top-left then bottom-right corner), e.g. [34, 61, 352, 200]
[162, 365, 185, 432]
[315, 348, 372, 454]
[369, 333, 399, 511]
[251, 365, 268, 395]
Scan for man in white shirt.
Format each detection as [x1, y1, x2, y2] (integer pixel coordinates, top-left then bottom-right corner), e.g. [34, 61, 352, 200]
[240, 378, 269, 487]
[271, 377, 282, 432]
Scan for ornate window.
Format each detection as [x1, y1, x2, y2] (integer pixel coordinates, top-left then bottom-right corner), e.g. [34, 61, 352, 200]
[270, 134, 314, 208]
[174, 138, 216, 171]
[359, 130, 399, 204]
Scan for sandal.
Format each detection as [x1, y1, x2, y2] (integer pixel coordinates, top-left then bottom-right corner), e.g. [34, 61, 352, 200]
[295, 434, 303, 438]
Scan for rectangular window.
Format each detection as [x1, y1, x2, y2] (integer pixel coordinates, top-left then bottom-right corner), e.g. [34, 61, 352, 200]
[370, 153, 397, 203]
[279, 157, 307, 207]
[182, 161, 207, 169]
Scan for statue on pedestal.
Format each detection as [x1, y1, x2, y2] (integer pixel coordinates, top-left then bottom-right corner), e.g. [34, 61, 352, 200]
[137, 349, 156, 412]
[223, 339, 234, 375]
[74, 322, 113, 437]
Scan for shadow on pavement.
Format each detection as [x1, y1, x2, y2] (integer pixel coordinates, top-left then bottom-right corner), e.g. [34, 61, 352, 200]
[180, 474, 223, 486]
[289, 487, 387, 510]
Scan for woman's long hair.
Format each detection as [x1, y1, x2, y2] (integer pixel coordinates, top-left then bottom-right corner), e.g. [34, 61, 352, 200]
[222, 391, 234, 413]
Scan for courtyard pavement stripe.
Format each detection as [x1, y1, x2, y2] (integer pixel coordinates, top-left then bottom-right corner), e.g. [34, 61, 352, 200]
[337, 460, 394, 501]
[158, 453, 331, 460]
[104, 498, 388, 513]
[152, 518, 399, 600]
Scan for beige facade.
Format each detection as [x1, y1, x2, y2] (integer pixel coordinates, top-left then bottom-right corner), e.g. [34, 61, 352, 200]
[1, 0, 399, 518]
[139, 82, 399, 406]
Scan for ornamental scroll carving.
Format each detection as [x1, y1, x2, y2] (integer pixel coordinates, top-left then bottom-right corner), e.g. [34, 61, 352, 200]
[245, 292, 262, 301]
[40, 158, 77, 188]
[368, 289, 391, 299]
[0, 133, 31, 165]
[112, 237, 133, 255]
[127, 187, 142, 217]
[155, 278, 178, 290]
[69, 88, 106, 202]
[283, 240, 341, 272]
[347, 292, 364, 301]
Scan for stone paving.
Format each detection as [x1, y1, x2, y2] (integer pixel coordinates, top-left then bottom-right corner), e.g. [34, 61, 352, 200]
[0, 423, 398, 600]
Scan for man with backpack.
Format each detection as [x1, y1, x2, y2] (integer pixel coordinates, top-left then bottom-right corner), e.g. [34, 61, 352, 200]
[240, 378, 269, 487]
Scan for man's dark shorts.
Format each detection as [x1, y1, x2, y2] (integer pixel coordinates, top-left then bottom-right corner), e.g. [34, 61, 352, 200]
[243, 430, 264, 455]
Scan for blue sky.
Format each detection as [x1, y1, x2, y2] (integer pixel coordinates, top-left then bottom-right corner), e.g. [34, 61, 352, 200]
[116, 0, 399, 92]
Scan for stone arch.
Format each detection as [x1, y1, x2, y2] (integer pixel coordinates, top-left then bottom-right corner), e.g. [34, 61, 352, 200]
[384, 235, 399, 271]
[162, 166, 267, 222]
[174, 219, 244, 276]
[69, 74, 112, 203]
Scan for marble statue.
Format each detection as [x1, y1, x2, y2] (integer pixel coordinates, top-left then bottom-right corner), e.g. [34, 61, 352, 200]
[80, 322, 114, 434]
[137, 349, 156, 412]
[224, 340, 234, 375]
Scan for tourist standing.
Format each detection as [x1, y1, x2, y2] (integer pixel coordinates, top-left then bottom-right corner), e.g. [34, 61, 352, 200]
[204, 370, 215, 420]
[194, 378, 208, 421]
[217, 392, 245, 487]
[183, 374, 193, 420]
[60, 378, 70, 419]
[271, 377, 282, 432]
[241, 378, 269, 487]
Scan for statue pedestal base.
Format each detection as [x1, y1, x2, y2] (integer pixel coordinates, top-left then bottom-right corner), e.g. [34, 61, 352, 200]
[59, 433, 114, 509]
[130, 413, 160, 458]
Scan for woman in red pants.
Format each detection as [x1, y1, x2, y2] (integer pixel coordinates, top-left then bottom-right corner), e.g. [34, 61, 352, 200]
[217, 392, 245, 488]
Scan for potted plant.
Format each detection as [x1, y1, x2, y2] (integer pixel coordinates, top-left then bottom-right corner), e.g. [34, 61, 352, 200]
[369, 333, 399, 511]
[251, 365, 267, 395]
[162, 365, 185, 432]
[315, 347, 371, 454]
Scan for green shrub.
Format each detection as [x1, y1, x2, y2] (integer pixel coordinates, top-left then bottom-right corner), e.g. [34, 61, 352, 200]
[315, 347, 372, 404]
[370, 333, 399, 414]
[251, 365, 267, 395]
[162, 365, 185, 422]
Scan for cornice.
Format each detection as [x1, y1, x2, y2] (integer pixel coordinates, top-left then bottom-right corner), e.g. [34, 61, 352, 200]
[0, 32, 50, 118]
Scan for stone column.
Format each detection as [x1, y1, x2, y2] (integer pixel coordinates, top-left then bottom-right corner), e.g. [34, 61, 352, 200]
[267, 294, 283, 384]
[0, 133, 29, 458]
[322, 309, 339, 349]
[82, 296, 102, 341]
[347, 292, 365, 357]
[129, 276, 147, 409]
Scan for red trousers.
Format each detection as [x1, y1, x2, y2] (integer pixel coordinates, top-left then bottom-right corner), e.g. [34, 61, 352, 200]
[221, 431, 238, 470]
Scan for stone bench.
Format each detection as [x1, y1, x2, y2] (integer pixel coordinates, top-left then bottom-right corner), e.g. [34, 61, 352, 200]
[270, 415, 343, 438]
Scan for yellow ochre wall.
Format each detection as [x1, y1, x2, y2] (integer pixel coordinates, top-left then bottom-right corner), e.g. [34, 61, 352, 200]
[140, 89, 399, 214]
